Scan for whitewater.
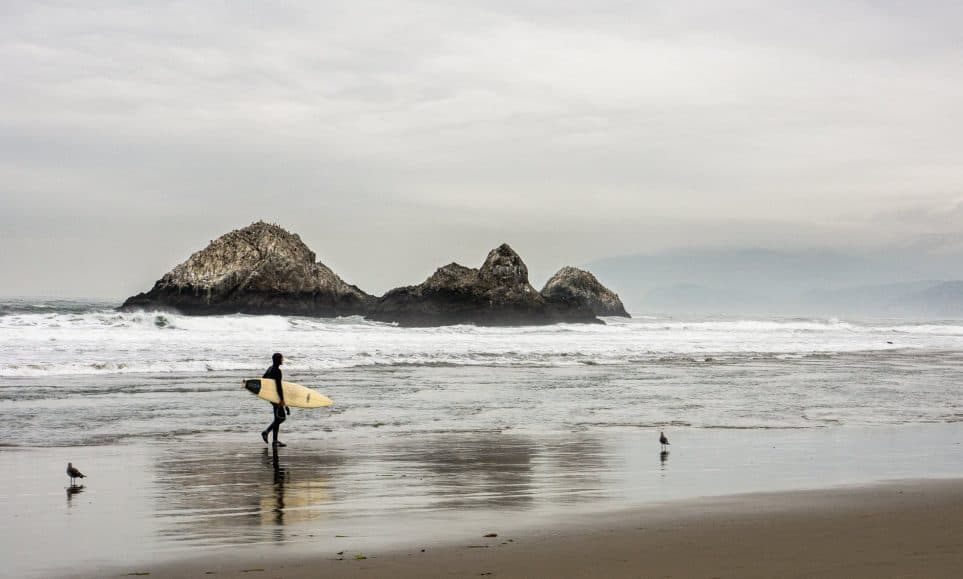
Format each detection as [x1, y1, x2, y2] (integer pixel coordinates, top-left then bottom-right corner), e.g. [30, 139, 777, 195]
[2, 299, 962, 446]
[4, 299, 963, 376]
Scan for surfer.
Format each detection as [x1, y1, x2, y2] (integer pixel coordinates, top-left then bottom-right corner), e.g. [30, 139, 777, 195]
[261, 352, 290, 447]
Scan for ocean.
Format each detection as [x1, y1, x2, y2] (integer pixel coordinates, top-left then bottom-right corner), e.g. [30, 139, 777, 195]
[2, 298, 963, 577]
[2, 298, 962, 447]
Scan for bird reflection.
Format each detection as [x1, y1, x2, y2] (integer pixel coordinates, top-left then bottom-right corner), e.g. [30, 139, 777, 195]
[66, 484, 85, 505]
[659, 450, 669, 470]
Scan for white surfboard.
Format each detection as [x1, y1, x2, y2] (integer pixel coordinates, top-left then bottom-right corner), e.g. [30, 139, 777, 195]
[243, 378, 333, 408]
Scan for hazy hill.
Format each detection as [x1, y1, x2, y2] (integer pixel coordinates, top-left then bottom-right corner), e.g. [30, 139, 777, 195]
[588, 248, 963, 317]
[798, 281, 939, 314]
[892, 281, 963, 317]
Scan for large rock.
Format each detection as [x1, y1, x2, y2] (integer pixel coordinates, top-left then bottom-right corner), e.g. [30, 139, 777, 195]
[541, 266, 630, 317]
[121, 221, 372, 316]
[367, 244, 601, 326]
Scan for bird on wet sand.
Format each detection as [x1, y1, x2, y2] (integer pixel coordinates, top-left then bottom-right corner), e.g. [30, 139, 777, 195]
[67, 462, 85, 486]
[659, 431, 670, 451]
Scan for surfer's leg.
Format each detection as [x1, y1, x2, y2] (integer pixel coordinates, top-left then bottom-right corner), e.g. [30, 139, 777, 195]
[275, 412, 286, 441]
[269, 404, 286, 442]
[264, 404, 279, 442]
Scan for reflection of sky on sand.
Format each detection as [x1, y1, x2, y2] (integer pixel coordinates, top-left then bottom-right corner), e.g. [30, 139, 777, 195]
[3, 424, 962, 578]
[149, 434, 605, 542]
[260, 449, 333, 528]
[139, 433, 612, 552]
[151, 444, 340, 546]
[381, 436, 537, 510]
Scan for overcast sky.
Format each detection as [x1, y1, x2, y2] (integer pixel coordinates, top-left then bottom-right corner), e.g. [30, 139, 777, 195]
[2, 1, 962, 298]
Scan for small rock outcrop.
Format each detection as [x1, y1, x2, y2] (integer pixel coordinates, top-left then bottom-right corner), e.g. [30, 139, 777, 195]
[541, 266, 630, 317]
[121, 221, 372, 316]
[367, 244, 601, 326]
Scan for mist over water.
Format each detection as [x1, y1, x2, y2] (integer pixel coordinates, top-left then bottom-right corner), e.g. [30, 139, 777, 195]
[3, 300, 962, 446]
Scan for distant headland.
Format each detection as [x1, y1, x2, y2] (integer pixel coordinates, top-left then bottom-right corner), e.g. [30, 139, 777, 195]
[121, 221, 629, 326]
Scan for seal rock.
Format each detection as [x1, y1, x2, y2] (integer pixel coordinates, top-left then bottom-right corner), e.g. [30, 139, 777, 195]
[121, 221, 372, 316]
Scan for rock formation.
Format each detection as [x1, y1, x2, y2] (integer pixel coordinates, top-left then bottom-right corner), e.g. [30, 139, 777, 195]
[121, 221, 372, 316]
[541, 266, 630, 317]
[122, 223, 628, 325]
[366, 244, 602, 326]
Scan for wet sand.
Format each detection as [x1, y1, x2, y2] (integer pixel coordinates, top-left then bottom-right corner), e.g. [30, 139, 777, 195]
[115, 479, 963, 578]
[3, 425, 961, 577]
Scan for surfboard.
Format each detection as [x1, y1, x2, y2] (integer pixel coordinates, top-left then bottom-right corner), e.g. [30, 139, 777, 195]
[243, 378, 333, 409]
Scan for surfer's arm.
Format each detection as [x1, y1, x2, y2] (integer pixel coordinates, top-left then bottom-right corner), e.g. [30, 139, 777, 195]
[275, 370, 290, 415]
[275, 369, 286, 407]
[276, 378, 289, 414]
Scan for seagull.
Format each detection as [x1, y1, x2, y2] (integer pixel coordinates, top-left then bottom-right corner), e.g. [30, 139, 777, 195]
[659, 431, 670, 451]
[67, 462, 86, 486]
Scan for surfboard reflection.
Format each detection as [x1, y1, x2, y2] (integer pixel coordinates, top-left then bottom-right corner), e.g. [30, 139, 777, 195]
[151, 442, 336, 546]
[260, 447, 333, 528]
[149, 434, 613, 547]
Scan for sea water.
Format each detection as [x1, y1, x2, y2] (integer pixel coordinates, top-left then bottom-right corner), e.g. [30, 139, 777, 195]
[2, 299, 963, 577]
[1, 298, 961, 446]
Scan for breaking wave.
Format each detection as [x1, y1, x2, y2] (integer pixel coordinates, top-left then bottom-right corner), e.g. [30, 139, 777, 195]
[2, 301, 963, 377]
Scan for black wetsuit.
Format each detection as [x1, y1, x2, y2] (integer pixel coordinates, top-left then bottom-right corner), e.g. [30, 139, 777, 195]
[262, 363, 287, 443]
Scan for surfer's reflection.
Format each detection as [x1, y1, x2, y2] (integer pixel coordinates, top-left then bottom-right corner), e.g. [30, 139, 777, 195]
[259, 447, 332, 533]
[151, 443, 337, 545]
[270, 447, 286, 526]
[271, 447, 285, 481]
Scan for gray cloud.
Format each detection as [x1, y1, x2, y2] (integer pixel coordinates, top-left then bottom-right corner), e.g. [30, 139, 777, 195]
[1, 1, 962, 297]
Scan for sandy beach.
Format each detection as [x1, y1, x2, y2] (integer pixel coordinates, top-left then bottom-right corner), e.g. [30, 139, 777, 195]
[103, 479, 963, 578]
[2, 424, 959, 578]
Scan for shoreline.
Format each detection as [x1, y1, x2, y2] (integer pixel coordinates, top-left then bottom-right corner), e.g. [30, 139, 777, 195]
[97, 478, 963, 578]
[5, 424, 962, 577]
